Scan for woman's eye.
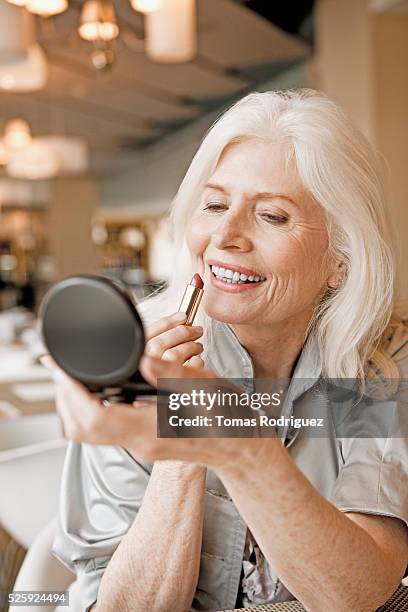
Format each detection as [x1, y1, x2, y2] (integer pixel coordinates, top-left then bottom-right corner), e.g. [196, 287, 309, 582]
[203, 202, 228, 212]
[260, 213, 289, 225]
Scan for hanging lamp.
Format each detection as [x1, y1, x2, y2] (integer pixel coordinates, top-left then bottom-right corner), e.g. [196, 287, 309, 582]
[78, 1, 119, 42]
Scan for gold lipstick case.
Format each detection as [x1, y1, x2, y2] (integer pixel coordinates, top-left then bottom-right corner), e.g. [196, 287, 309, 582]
[178, 284, 203, 325]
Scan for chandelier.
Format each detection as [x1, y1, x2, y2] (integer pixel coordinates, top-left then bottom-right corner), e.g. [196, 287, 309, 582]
[0, 4, 48, 92]
[6, 0, 68, 17]
[3, 0, 197, 73]
[78, 1, 119, 42]
[0, 118, 89, 180]
[0, 0, 197, 179]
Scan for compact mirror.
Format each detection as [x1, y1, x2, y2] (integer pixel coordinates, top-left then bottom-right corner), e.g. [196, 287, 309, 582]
[40, 275, 155, 402]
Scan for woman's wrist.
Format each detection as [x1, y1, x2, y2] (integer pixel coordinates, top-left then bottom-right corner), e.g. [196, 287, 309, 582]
[153, 459, 207, 480]
[214, 437, 285, 480]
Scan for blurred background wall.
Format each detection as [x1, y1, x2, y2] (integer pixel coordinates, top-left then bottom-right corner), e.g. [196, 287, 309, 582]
[315, 0, 408, 298]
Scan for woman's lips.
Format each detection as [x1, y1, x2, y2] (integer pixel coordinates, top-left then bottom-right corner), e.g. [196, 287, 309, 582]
[209, 270, 264, 293]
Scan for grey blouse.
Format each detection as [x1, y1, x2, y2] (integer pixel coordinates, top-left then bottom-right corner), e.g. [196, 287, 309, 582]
[52, 319, 408, 611]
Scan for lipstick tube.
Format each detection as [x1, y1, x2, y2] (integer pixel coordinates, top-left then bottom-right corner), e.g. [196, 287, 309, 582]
[178, 273, 204, 326]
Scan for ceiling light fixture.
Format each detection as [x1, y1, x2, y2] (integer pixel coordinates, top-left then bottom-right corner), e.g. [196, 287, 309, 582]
[26, 0, 68, 17]
[130, 0, 162, 13]
[5, 0, 28, 5]
[37, 135, 89, 175]
[78, 0, 119, 42]
[4, 119, 32, 150]
[91, 47, 115, 71]
[0, 142, 9, 166]
[145, 0, 196, 63]
[0, 5, 48, 92]
[7, 140, 59, 180]
[0, 3, 33, 62]
[1, 119, 88, 179]
[0, 44, 48, 92]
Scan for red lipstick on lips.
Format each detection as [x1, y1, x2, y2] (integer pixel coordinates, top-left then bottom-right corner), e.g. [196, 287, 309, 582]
[178, 273, 204, 325]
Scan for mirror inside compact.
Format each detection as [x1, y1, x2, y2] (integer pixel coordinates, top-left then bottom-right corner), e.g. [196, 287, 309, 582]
[40, 275, 155, 402]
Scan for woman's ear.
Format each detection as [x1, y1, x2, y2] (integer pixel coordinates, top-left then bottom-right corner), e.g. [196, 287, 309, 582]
[327, 261, 345, 289]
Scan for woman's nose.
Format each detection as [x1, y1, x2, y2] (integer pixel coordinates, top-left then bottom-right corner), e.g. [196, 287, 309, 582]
[210, 212, 252, 252]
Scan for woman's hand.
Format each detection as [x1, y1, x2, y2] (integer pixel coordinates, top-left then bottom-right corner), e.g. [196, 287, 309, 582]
[41, 351, 269, 468]
[39, 307, 208, 455]
[40, 312, 271, 466]
[144, 311, 205, 368]
[41, 355, 149, 448]
[40, 310, 202, 446]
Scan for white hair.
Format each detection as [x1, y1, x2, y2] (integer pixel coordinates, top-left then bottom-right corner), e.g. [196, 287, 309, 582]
[139, 89, 398, 379]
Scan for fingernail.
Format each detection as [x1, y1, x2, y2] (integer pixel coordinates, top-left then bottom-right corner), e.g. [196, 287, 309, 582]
[174, 312, 187, 321]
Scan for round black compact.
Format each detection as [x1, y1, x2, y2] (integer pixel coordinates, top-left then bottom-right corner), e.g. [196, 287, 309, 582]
[40, 275, 155, 402]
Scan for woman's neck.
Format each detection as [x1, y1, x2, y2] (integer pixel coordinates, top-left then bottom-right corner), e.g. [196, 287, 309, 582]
[230, 313, 311, 379]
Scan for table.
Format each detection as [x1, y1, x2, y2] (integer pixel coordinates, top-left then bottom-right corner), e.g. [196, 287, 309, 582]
[220, 603, 305, 612]
[0, 343, 55, 417]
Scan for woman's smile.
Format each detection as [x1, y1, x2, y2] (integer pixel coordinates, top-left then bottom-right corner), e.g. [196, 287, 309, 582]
[207, 259, 267, 293]
[209, 268, 266, 293]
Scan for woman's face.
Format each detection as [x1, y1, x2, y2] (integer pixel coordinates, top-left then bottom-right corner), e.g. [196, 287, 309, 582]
[187, 138, 337, 326]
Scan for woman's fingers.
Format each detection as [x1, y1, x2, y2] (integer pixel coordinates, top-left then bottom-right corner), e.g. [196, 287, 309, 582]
[49, 362, 157, 447]
[140, 354, 215, 387]
[144, 312, 187, 341]
[41, 354, 104, 442]
[145, 324, 203, 360]
[40, 355, 80, 389]
[162, 341, 203, 363]
[54, 374, 137, 446]
[186, 355, 205, 369]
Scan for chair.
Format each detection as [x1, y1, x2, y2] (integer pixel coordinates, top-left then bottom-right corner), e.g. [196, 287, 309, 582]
[0, 414, 66, 548]
[0, 413, 70, 612]
[10, 527, 408, 612]
[219, 584, 408, 611]
[377, 586, 408, 612]
[0, 524, 26, 612]
[220, 603, 305, 612]
[9, 519, 73, 612]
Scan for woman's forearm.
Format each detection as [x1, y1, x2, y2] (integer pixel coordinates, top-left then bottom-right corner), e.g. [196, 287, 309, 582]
[217, 440, 404, 612]
[96, 460, 206, 612]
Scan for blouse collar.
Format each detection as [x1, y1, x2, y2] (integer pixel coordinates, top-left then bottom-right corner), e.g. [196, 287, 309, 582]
[205, 319, 322, 442]
[206, 318, 322, 380]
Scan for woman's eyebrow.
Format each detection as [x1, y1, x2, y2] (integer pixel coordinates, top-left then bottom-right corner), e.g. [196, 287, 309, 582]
[256, 192, 299, 208]
[203, 182, 228, 193]
[203, 184, 299, 208]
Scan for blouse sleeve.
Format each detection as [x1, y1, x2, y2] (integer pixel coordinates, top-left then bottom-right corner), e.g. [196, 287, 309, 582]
[330, 435, 408, 527]
[52, 441, 151, 612]
[331, 322, 408, 527]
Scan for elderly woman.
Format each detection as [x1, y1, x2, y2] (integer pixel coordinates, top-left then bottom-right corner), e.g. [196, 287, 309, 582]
[47, 90, 408, 612]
